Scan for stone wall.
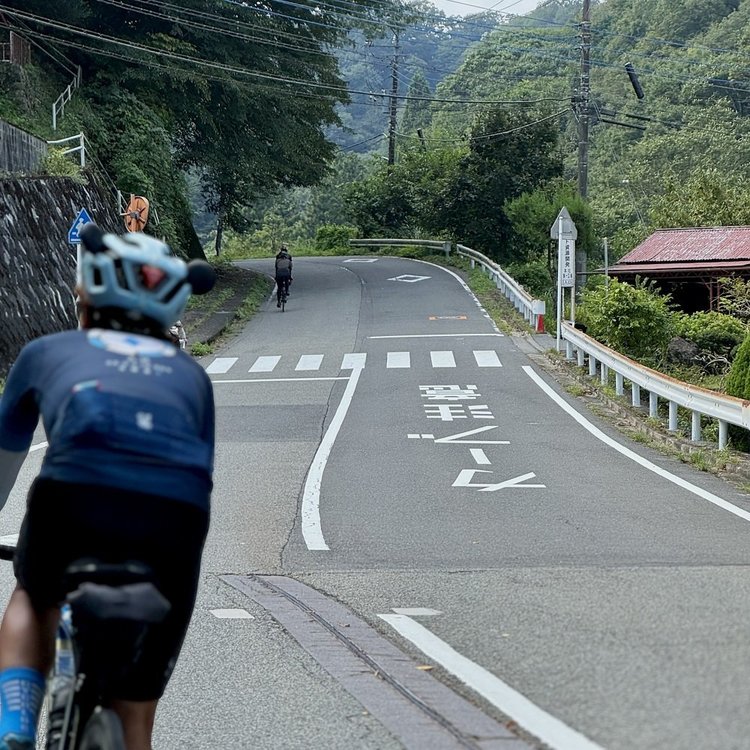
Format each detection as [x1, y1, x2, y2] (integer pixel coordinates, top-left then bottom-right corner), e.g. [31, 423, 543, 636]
[0, 119, 47, 174]
[0, 176, 121, 378]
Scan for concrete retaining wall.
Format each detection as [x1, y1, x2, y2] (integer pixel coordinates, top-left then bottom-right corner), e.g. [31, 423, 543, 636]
[0, 176, 120, 378]
[0, 119, 47, 174]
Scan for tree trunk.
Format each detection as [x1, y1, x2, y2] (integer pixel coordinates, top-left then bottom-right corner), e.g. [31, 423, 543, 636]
[214, 211, 224, 256]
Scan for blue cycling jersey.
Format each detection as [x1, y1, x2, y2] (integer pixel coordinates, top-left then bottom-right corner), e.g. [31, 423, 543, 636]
[0, 329, 214, 510]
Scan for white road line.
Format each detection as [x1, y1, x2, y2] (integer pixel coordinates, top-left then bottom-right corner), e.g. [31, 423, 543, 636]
[302, 366, 364, 550]
[370, 333, 503, 339]
[249, 355, 281, 373]
[296, 354, 324, 371]
[470, 448, 491, 465]
[474, 350, 502, 367]
[212, 377, 347, 384]
[210, 609, 255, 619]
[524, 365, 750, 524]
[431, 350, 456, 368]
[30, 442, 47, 453]
[206, 357, 238, 374]
[387, 351, 411, 368]
[379, 614, 604, 750]
[341, 353, 367, 370]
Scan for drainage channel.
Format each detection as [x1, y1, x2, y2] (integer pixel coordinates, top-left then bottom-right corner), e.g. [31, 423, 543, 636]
[222, 574, 535, 750]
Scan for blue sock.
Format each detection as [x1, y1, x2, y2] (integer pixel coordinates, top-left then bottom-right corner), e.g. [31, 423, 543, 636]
[0, 667, 45, 745]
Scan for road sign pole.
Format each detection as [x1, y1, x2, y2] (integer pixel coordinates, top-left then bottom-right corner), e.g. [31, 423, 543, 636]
[556, 220, 563, 351]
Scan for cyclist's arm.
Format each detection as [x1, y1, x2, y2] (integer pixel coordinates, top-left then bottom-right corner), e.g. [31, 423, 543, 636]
[0, 343, 42, 509]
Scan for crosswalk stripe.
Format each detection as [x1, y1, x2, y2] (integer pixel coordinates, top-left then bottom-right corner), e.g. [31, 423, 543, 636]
[473, 350, 502, 368]
[431, 350, 456, 368]
[296, 354, 324, 371]
[209, 349, 505, 375]
[341, 353, 367, 370]
[249, 355, 281, 373]
[387, 351, 411, 368]
[206, 357, 238, 374]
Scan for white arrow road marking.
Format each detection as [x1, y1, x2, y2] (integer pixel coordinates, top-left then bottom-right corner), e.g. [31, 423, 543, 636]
[470, 448, 491, 465]
[452, 469, 545, 491]
[378, 614, 605, 750]
[433, 425, 510, 445]
[302, 366, 364, 551]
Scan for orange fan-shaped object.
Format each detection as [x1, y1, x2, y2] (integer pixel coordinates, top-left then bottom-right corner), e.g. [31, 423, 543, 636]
[122, 195, 150, 232]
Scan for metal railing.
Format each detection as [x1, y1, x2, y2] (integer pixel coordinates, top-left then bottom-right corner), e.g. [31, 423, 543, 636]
[561, 321, 750, 449]
[52, 67, 82, 131]
[47, 132, 86, 168]
[455, 244, 545, 332]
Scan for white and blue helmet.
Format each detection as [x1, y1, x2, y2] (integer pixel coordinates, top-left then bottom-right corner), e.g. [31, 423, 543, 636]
[78, 224, 215, 329]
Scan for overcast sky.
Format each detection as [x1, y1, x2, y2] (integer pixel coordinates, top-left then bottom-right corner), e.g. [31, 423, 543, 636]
[428, 0, 542, 18]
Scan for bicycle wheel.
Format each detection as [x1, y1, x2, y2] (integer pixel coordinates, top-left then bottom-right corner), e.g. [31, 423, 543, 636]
[78, 708, 125, 750]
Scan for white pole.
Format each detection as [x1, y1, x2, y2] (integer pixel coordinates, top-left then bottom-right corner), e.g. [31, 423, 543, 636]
[556, 220, 563, 351]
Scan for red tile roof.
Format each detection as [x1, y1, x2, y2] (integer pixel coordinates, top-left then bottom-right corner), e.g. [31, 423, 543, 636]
[618, 227, 750, 264]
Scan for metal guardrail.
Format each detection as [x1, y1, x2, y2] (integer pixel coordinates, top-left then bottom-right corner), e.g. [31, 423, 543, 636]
[455, 244, 545, 332]
[52, 67, 82, 131]
[561, 321, 750, 449]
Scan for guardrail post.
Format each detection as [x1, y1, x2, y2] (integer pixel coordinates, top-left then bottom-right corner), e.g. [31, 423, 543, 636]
[691, 411, 701, 442]
[600, 364, 608, 386]
[443, 241, 451, 258]
[577, 348, 584, 367]
[615, 372, 624, 396]
[668, 401, 678, 431]
[649, 391, 658, 418]
[588, 356, 597, 378]
[565, 341, 573, 360]
[470, 258, 475, 269]
[719, 420, 728, 450]
[632, 383, 641, 408]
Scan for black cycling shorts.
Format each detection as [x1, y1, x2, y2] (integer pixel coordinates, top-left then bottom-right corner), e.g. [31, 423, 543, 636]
[15, 478, 210, 701]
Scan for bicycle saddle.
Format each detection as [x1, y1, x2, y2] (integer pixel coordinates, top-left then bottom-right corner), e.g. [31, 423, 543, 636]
[68, 582, 171, 624]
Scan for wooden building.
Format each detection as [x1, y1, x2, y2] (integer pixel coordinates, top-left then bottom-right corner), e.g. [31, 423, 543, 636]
[607, 227, 750, 312]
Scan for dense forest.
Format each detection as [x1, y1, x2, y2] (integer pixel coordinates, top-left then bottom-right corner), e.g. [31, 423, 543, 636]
[2, 0, 750, 271]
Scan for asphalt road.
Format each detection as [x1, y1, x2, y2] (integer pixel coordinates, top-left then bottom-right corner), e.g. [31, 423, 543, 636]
[4, 255, 750, 749]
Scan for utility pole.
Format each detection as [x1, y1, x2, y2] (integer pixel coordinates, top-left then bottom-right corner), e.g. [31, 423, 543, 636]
[577, 0, 591, 199]
[387, 29, 400, 166]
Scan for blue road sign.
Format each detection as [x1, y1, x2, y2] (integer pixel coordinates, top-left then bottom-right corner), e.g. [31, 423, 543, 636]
[68, 208, 93, 244]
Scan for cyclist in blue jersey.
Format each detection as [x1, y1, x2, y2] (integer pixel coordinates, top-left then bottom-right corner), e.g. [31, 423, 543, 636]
[0, 225, 216, 750]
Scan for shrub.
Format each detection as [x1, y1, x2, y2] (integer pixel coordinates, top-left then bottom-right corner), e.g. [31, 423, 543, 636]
[724, 332, 750, 449]
[578, 278, 676, 366]
[314, 224, 358, 252]
[675, 311, 746, 357]
[505, 258, 552, 298]
[39, 148, 86, 183]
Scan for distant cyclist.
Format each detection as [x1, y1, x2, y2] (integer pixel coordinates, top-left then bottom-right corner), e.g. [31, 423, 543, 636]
[0, 225, 216, 750]
[275, 244, 293, 307]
